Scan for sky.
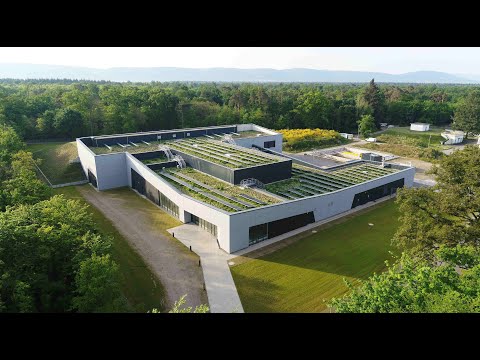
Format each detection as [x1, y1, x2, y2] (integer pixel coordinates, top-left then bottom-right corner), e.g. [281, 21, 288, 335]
[0, 47, 479, 74]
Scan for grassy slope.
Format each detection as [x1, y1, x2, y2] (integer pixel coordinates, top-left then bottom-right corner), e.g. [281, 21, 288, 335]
[230, 200, 399, 313]
[53, 186, 170, 312]
[27, 142, 86, 185]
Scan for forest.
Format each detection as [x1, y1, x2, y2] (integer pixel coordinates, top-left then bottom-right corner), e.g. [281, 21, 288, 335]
[0, 79, 472, 140]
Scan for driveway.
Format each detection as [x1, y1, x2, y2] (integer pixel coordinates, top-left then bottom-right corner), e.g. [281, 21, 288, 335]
[77, 186, 208, 310]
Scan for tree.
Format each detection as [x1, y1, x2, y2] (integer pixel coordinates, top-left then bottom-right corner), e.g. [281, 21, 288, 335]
[53, 108, 85, 138]
[0, 151, 52, 210]
[293, 90, 333, 129]
[393, 146, 480, 258]
[329, 245, 480, 313]
[0, 124, 25, 169]
[149, 294, 209, 313]
[452, 90, 480, 137]
[72, 254, 126, 312]
[357, 114, 376, 138]
[0, 195, 119, 312]
[360, 79, 385, 127]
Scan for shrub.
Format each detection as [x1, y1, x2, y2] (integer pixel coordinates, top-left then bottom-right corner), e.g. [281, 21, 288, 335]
[279, 129, 348, 152]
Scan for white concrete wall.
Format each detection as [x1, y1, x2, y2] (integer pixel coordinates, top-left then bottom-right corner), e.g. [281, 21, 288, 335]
[227, 167, 415, 252]
[76, 138, 96, 179]
[95, 153, 129, 191]
[235, 123, 283, 152]
[234, 134, 283, 153]
[125, 154, 233, 252]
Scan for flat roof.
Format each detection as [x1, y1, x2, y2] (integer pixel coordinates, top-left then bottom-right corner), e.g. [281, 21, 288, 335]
[80, 124, 276, 141]
[410, 122, 430, 125]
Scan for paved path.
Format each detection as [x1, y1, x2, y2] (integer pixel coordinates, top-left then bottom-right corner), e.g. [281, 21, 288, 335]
[167, 224, 244, 313]
[77, 186, 207, 310]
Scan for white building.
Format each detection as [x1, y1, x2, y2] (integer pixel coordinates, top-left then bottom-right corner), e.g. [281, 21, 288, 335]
[441, 129, 465, 145]
[410, 123, 430, 132]
[339, 133, 354, 140]
[77, 124, 415, 254]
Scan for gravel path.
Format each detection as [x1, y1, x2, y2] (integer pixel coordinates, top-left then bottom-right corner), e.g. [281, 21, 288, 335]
[77, 185, 208, 310]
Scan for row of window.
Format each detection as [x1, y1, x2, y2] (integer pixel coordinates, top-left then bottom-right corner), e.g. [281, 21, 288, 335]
[249, 212, 315, 246]
[157, 191, 179, 218]
[132, 169, 179, 218]
[264, 140, 276, 148]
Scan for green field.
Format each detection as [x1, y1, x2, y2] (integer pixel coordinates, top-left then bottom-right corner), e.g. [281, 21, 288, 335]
[27, 142, 86, 185]
[53, 186, 168, 312]
[230, 200, 400, 313]
[379, 126, 445, 146]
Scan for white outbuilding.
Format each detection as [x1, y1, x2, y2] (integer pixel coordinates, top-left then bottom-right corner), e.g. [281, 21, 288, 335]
[410, 123, 430, 132]
[441, 129, 464, 145]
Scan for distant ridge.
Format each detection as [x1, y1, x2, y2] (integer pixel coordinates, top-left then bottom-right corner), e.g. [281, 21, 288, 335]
[0, 63, 477, 84]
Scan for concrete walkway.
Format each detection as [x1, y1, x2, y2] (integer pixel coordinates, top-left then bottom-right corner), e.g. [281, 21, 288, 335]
[167, 224, 244, 313]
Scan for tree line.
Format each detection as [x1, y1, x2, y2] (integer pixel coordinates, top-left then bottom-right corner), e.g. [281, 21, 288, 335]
[331, 146, 480, 312]
[1, 79, 477, 140]
[0, 125, 126, 312]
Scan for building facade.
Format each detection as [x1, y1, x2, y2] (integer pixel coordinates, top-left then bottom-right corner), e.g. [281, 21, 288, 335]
[77, 124, 415, 254]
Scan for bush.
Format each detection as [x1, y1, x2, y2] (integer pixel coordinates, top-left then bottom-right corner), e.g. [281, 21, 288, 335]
[279, 128, 348, 152]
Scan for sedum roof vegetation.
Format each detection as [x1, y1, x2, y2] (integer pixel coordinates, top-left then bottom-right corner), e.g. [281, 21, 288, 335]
[167, 138, 280, 168]
[156, 167, 281, 213]
[266, 163, 399, 200]
[87, 137, 280, 169]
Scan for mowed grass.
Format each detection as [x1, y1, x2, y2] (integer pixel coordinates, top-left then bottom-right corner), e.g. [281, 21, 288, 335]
[230, 200, 400, 313]
[380, 126, 445, 146]
[53, 185, 169, 312]
[27, 142, 86, 185]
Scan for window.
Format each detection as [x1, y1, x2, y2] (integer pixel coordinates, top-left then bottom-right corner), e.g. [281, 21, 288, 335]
[191, 214, 217, 237]
[264, 140, 276, 148]
[187, 133, 190, 137]
[157, 135, 162, 140]
[249, 212, 315, 246]
[172, 134, 177, 138]
[249, 223, 268, 245]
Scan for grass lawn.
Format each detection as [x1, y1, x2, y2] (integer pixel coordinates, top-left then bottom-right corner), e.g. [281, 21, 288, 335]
[53, 185, 168, 312]
[230, 200, 400, 313]
[378, 126, 445, 146]
[27, 142, 86, 185]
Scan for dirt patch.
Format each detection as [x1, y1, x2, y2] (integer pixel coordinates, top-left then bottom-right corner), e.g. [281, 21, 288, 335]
[77, 185, 208, 310]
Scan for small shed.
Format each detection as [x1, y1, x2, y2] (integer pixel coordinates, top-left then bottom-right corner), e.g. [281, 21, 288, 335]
[339, 133, 354, 140]
[410, 123, 430, 132]
[441, 130, 464, 145]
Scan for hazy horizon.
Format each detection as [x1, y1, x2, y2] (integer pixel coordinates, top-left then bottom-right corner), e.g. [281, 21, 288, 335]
[1, 47, 480, 75]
